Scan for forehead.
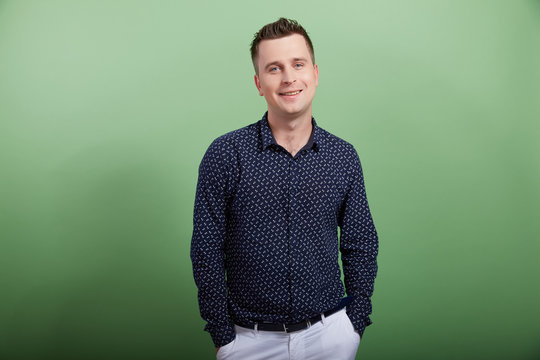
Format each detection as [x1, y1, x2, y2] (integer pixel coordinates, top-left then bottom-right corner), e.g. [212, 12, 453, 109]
[257, 34, 312, 64]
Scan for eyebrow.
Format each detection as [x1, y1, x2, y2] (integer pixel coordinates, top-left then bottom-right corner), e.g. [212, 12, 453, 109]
[263, 57, 309, 70]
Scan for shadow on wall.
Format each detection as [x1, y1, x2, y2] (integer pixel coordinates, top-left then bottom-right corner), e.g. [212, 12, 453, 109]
[4, 143, 208, 359]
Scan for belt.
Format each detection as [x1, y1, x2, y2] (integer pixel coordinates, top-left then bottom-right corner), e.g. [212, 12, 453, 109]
[236, 296, 354, 333]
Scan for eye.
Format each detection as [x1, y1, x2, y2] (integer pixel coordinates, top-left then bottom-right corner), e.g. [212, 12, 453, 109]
[295, 63, 303, 68]
[269, 66, 279, 72]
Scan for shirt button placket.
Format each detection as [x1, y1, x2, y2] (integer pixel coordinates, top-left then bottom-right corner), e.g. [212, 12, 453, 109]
[289, 156, 299, 314]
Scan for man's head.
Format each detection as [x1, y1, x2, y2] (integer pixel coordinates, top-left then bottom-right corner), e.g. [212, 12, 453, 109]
[251, 18, 319, 120]
[250, 18, 315, 75]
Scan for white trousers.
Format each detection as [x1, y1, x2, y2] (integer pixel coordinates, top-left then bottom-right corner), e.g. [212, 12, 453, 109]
[216, 308, 360, 360]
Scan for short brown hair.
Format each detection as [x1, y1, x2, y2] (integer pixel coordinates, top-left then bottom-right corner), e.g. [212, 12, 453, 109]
[250, 18, 315, 74]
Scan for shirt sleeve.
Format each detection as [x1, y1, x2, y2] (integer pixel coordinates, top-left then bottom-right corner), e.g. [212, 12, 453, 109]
[190, 137, 237, 347]
[338, 146, 379, 338]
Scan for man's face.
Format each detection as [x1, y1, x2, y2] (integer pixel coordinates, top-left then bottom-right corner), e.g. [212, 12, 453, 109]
[254, 34, 319, 120]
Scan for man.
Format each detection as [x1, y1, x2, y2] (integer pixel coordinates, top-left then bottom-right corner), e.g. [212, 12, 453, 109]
[191, 18, 378, 360]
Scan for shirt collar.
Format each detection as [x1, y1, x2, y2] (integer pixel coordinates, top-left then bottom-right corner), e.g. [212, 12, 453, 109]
[259, 112, 320, 152]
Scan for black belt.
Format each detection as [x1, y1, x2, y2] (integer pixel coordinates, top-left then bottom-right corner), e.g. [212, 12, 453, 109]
[236, 296, 354, 333]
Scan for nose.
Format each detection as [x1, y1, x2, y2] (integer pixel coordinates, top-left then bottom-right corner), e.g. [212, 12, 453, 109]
[281, 67, 296, 85]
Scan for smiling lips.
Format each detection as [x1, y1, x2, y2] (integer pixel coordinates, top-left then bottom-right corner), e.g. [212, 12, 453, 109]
[279, 89, 302, 96]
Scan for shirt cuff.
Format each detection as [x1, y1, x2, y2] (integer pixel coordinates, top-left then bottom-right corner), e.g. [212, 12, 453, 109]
[346, 312, 372, 338]
[207, 323, 236, 348]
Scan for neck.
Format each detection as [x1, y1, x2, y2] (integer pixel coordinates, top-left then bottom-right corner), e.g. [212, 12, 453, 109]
[266, 110, 313, 155]
[266, 108, 312, 132]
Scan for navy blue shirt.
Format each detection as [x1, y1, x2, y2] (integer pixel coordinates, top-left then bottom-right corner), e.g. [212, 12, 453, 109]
[191, 113, 378, 347]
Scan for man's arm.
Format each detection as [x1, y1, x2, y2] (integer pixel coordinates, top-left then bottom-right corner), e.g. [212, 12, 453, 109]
[338, 146, 379, 339]
[190, 137, 236, 348]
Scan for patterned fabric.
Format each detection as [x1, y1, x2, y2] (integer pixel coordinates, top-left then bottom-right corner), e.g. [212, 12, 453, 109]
[191, 112, 378, 347]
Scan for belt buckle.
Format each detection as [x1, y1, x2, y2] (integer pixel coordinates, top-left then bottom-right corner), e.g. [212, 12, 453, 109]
[284, 319, 310, 333]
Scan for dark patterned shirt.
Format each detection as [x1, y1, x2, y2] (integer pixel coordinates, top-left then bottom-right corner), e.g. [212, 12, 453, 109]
[191, 112, 378, 347]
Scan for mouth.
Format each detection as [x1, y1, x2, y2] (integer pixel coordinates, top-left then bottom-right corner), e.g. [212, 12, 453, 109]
[279, 89, 302, 96]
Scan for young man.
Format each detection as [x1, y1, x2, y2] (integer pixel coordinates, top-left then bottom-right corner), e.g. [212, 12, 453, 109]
[191, 18, 378, 360]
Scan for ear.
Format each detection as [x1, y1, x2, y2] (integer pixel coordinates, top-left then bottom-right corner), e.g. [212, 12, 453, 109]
[254, 74, 264, 96]
[314, 64, 319, 87]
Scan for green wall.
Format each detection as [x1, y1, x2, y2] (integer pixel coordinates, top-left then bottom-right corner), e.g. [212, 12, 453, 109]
[1, 0, 539, 359]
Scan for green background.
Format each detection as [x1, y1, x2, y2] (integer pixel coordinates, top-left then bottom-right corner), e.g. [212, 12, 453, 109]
[1, 0, 539, 359]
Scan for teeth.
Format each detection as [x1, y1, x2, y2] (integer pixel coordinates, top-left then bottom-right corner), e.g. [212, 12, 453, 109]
[282, 90, 300, 95]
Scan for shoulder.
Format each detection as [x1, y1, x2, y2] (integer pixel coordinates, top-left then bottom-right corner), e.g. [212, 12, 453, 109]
[317, 126, 360, 161]
[202, 121, 258, 164]
[208, 121, 256, 149]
